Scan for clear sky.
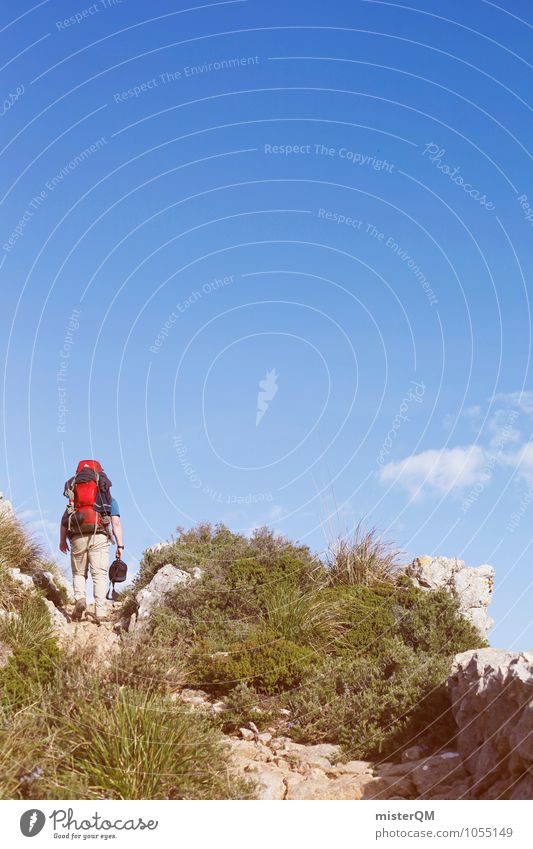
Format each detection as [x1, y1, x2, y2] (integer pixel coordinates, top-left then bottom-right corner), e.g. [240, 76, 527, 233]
[1, 0, 532, 649]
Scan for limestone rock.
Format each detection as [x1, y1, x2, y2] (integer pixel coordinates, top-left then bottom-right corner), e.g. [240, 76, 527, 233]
[43, 568, 75, 603]
[411, 752, 467, 796]
[448, 648, 533, 798]
[405, 556, 494, 636]
[42, 598, 69, 632]
[8, 568, 34, 590]
[401, 745, 425, 762]
[134, 564, 191, 626]
[332, 760, 373, 776]
[32, 567, 74, 606]
[285, 769, 372, 800]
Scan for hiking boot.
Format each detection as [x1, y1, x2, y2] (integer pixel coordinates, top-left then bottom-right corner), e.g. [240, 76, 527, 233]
[72, 599, 86, 621]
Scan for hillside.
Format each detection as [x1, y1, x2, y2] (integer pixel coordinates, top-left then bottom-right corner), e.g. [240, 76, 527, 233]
[0, 508, 531, 800]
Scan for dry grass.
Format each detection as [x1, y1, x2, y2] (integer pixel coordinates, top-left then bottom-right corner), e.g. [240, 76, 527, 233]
[0, 511, 43, 576]
[326, 522, 402, 587]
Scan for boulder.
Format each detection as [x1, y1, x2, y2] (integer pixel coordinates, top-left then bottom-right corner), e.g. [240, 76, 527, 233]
[411, 751, 467, 797]
[134, 564, 191, 627]
[8, 568, 34, 590]
[42, 598, 69, 632]
[32, 568, 74, 606]
[245, 765, 287, 800]
[448, 648, 533, 798]
[285, 769, 373, 800]
[401, 745, 425, 762]
[405, 556, 494, 637]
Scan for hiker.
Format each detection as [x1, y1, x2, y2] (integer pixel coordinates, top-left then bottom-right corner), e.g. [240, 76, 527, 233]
[59, 460, 124, 624]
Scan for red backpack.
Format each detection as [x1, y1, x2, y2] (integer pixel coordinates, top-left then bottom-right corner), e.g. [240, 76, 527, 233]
[64, 459, 112, 536]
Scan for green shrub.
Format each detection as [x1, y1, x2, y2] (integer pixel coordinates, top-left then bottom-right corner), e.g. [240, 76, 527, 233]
[131, 523, 321, 602]
[396, 586, 487, 654]
[218, 682, 276, 733]
[289, 638, 454, 759]
[191, 628, 317, 695]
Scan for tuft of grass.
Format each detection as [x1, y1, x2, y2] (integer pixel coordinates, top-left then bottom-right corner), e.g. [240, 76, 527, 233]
[58, 687, 250, 800]
[260, 583, 344, 649]
[326, 523, 402, 587]
[0, 512, 70, 607]
[0, 512, 42, 576]
[0, 597, 61, 710]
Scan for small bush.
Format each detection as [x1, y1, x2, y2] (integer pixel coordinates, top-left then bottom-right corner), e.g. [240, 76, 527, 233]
[289, 639, 454, 759]
[218, 682, 276, 733]
[191, 629, 317, 695]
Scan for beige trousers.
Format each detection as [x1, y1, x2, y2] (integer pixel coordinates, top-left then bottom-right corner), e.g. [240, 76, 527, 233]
[70, 533, 110, 618]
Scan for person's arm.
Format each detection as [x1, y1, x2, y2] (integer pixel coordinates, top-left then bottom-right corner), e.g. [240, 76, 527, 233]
[59, 520, 69, 554]
[112, 514, 124, 559]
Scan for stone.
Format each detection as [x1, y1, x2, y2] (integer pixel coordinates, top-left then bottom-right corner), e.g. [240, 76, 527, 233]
[285, 770, 372, 800]
[258, 732, 272, 745]
[375, 760, 425, 778]
[246, 765, 287, 800]
[510, 775, 533, 800]
[43, 568, 75, 603]
[240, 728, 255, 741]
[134, 565, 191, 626]
[448, 648, 533, 798]
[402, 745, 425, 762]
[404, 556, 495, 637]
[32, 568, 73, 606]
[412, 752, 466, 796]
[42, 598, 69, 632]
[229, 739, 263, 762]
[363, 775, 416, 799]
[332, 760, 373, 776]
[8, 568, 34, 590]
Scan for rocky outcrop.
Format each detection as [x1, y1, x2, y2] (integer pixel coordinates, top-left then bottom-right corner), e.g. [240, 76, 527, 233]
[405, 556, 494, 637]
[175, 689, 474, 800]
[128, 564, 201, 630]
[448, 648, 533, 799]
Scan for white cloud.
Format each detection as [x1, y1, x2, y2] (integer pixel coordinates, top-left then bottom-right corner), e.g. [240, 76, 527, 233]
[493, 391, 533, 416]
[378, 445, 486, 497]
[501, 442, 533, 488]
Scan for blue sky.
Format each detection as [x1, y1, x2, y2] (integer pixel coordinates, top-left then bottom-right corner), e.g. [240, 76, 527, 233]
[1, 0, 532, 649]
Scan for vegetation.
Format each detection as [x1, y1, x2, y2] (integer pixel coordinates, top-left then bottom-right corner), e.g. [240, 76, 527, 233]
[126, 522, 484, 760]
[0, 515, 248, 800]
[0, 515, 485, 798]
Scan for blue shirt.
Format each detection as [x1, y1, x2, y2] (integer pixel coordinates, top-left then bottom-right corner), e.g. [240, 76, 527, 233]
[111, 498, 120, 516]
